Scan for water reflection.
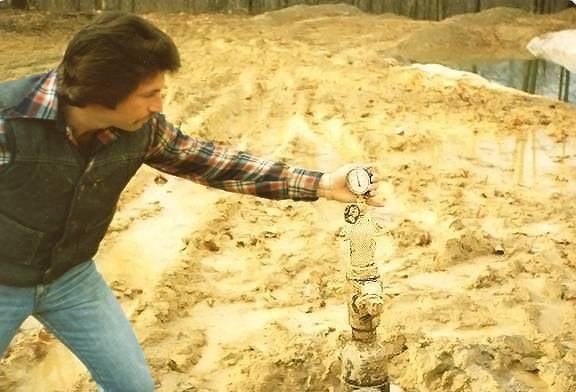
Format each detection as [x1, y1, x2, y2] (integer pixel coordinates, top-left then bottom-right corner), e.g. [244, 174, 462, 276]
[512, 129, 536, 186]
[454, 59, 574, 103]
[437, 59, 576, 189]
[438, 129, 576, 191]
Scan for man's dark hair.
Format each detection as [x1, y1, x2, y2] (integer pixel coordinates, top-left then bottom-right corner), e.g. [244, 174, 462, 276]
[57, 12, 180, 109]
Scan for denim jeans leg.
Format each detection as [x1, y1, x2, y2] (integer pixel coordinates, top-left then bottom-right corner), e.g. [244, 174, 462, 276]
[0, 284, 34, 357]
[33, 261, 154, 392]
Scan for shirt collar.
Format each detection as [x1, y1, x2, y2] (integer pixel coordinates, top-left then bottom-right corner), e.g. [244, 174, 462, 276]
[11, 70, 59, 121]
[10, 70, 120, 145]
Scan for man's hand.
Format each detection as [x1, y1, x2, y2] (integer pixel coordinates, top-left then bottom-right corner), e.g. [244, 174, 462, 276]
[317, 164, 385, 207]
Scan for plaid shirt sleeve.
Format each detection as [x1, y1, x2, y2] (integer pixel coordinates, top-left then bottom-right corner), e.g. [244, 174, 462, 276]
[0, 119, 10, 166]
[144, 114, 323, 201]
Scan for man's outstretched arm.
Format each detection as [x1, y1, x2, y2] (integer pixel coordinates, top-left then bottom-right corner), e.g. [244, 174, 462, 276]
[144, 114, 382, 205]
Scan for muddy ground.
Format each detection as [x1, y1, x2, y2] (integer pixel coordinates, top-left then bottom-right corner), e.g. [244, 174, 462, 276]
[1, 4, 576, 392]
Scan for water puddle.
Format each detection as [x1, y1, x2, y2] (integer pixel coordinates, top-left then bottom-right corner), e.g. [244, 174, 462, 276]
[435, 129, 576, 191]
[451, 59, 574, 103]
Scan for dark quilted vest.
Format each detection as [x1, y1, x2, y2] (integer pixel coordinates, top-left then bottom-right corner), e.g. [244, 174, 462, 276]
[0, 75, 152, 286]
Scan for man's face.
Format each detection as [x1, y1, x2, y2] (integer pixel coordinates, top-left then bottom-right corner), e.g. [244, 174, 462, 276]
[105, 72, 165, 131]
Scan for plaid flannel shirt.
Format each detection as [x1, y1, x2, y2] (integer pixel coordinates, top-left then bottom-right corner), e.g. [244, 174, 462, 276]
[0, 71, 323, 201]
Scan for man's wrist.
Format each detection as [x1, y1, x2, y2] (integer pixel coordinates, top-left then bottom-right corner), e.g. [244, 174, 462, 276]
[317, 173, 332, 199]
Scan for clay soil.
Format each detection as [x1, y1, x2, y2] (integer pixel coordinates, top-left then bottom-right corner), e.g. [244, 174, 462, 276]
[1, 4, 576, 392]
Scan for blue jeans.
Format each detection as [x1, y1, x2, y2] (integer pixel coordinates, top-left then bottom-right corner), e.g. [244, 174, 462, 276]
[0, 261, 154, 392]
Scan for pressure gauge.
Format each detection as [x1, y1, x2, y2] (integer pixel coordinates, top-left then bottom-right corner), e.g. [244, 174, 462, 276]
[345, 167, 373, 196]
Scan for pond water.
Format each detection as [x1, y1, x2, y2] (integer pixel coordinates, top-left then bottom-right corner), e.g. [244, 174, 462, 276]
[454, 59, 574, 103]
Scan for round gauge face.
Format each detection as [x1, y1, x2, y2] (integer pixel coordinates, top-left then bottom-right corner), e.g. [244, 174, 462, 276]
[345, 168, 372, 195]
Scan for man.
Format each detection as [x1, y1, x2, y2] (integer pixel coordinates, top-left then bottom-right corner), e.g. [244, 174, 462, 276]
[0, 12, 382, 391]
